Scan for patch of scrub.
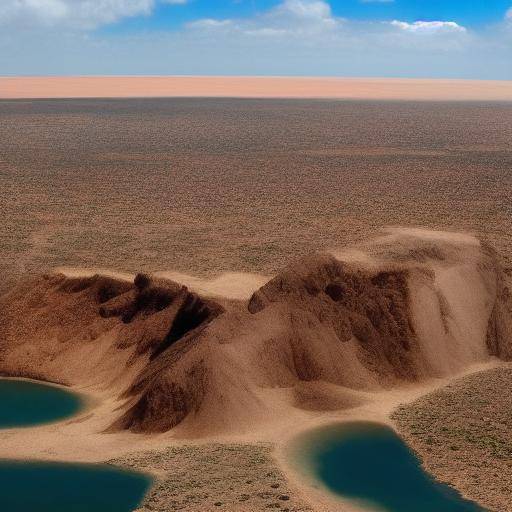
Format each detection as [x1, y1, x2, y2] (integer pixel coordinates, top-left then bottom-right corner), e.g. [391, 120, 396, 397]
[0, 460, 152, 512]
[114, 443, 313, 512]
[289, 422, 486, 512]
[0, 378, 84, 428]
[393, 366, 512, 512]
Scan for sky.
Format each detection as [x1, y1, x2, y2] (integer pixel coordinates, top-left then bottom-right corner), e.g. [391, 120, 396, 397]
[1, 0, 511, 79]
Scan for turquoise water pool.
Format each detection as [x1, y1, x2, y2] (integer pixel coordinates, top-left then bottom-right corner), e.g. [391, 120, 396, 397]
[0, 378, 152, 511]
[0, 459, 152, 512]
[0, 378, 84, 428]
[291, 422, 486, 512]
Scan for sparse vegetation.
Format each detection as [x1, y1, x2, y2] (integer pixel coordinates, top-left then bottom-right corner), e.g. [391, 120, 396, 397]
[1, 100, 512, 295]
[113, 444, 313, 512]
[393, 366, 512, 512]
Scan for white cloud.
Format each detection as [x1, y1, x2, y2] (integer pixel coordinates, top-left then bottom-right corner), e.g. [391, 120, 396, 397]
[0, 0, 186, 29]
[506, 7, 512, 20]
[278, 0, 333, 20]
[187, 18, 232, 29]
[186, 0, 340, 38]
[0, 0, 68, 25]
[391, 20, 466, 33]
[259, 0, 340, 32]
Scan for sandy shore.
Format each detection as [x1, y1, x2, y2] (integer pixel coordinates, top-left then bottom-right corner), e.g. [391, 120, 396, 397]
[0, 361, 502, 511]
[2, 76, 512, 101]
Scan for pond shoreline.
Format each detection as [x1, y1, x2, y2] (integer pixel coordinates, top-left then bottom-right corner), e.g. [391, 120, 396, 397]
[0, 458, 152, 512]
[0, 365, 507, 511]
[0, 377, 86, 429]
[393, 366, 512, 512]
[0, 378, 152, 511]
[287, 421, 487, 512]
[0, 373, 71, 387]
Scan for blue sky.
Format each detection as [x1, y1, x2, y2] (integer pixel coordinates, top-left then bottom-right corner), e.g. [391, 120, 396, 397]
[1, 1, 511, 78]
[108, 0, 512, 32]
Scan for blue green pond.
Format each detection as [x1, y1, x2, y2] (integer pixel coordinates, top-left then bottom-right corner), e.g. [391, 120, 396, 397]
[0, 378, 151, 511]
[0, 459, 152, 512]
[0, 378, 84, 428]
[291, 421, 487, 512]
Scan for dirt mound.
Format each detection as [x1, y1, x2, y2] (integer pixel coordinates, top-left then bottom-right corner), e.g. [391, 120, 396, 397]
[1, 229, 511, 436]
[248, 253, 420, 383]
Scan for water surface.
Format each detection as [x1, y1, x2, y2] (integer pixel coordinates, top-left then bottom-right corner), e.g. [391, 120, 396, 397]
[0, 378, 151, 510]
[291, 421, 486, 512]
[0, 378, 84, 428]
[0, 459, 152, 512]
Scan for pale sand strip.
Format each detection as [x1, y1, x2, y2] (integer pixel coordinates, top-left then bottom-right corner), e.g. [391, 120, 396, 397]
[54, 266, 269, 301]
[1, 76, 512, 101]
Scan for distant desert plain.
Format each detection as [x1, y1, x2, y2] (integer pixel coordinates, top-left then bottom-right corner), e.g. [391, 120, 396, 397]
[2, 75, 512, 101]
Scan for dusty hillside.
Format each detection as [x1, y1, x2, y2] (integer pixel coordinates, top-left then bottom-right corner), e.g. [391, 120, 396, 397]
[0, 274, 224, 393]
[1, 229, 511, 436]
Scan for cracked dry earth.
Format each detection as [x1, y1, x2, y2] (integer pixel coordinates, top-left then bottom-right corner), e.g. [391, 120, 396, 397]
[393, 366, 512, 512]
[113, 444, 314, 512]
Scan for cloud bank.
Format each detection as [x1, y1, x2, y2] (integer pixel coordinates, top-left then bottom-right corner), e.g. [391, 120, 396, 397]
[0, 0, 158, 29]
[1, 0, 511, 79]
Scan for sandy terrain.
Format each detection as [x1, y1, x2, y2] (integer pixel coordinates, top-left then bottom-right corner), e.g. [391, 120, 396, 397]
[1, 93, 511, 510]
[3, 229, 510, 435]
[114, 363, 505, 512]
[0, 363, 502, 511]
[1, 76, 512, 101]
[55, 267, 268, 302]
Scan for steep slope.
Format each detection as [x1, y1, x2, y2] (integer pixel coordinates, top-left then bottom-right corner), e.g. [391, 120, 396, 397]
[1, 229, 511, 436]
[0, 273, 223, 391]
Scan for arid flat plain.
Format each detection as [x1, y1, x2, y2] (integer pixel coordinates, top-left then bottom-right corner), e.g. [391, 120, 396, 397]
[1, 98, 511, 291]
[2, 76, 512, 101]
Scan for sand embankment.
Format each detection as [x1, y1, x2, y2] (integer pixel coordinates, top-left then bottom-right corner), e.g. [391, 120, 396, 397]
[2, 76, 512, 101]
[1, 228, 511, 439]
